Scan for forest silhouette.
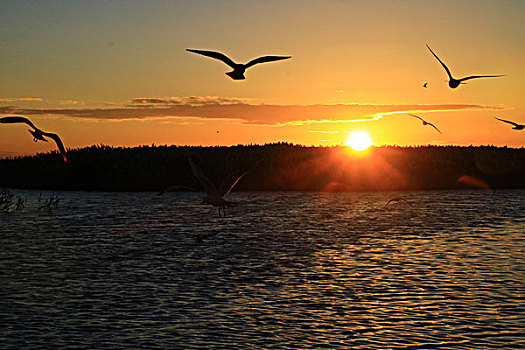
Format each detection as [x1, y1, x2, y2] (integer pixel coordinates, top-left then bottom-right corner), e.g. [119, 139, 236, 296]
[0, 144, 524, 192]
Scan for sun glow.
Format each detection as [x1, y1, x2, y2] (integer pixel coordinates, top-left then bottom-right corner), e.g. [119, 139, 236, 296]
[345, 131, 373, 151]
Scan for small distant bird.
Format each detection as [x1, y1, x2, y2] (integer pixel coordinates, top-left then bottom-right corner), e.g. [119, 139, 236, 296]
[0, 116, 67, 161]
[408, 114, 442, 134]
[189, 158, 249, 216]
[423, 82, 428, 88]
[186, 49, 291, 80]
[494, 117, 524, 130]
[426, 44, 504, 89]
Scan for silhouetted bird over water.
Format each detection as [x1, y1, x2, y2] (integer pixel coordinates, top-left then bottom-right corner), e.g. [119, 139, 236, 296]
[426, 44, 504, 89]
[0, 116, 67, 161]
[186, 49, 291, 80]
[189, 158, 249, 216]
[408, 114, 442, 134]
[494, 117, 524, 130]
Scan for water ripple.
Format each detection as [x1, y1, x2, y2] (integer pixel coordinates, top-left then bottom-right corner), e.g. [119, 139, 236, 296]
[0, 190, 524, 349]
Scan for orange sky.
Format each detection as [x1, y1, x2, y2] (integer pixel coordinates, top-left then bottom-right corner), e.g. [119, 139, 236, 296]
[1, 1, 524, 157]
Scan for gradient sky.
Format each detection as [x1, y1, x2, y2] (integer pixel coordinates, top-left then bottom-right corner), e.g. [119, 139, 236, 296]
[1, 0, 524, 157]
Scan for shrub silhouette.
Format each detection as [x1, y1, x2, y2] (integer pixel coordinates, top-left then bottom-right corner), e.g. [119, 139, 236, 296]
[0, 188, 25, 212]
[0, 144, 523, 191]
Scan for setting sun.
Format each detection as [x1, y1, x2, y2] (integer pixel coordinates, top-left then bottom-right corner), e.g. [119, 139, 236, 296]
[345, 131, 373, 151]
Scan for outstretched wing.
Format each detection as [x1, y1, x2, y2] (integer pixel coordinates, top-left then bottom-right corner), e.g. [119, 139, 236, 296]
[188, 158, 217, 195]
[42, 131, 67, 162]
[245, 55, 291, 68]
[494, 117, 518, 127]
[186, 49, 237, 68]
[217, 169, 249, 198]
[385, 197, 404, 206]
[0, 116, 38, 130]
[408, 114, 425, 122]
[385, 197, 413, 207]
[428, 122, 442, 134]
[426, 44, 453, 80]
[459, 74, 504, 82]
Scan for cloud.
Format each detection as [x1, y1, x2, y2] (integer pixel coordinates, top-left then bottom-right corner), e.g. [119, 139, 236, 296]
[0, 96, 503, 126]
[309, 130, 343, 134]
[58, 100, 86, 105]
[129, 96, 254, 106]
[0, 106, 16, 114]
[0, 97, 43, 102]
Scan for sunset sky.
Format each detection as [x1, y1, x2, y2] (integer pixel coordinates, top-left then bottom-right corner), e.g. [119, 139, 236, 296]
[1, 0, 524, 157]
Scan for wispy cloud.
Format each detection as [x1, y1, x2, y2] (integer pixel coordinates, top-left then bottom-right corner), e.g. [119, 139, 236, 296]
[130, 96, 252, 106]
[277, 115, 384, 126]
[58, 100, 86, 105]
[308, 130, 343, 134]
[0, 96, 503, 126]
[0, 97, 43, 102]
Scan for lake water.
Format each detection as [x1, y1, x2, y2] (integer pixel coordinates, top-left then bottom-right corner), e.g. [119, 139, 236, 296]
[1, 190, 524, 349]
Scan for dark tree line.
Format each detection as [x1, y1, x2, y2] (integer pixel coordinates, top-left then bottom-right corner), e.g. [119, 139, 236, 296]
[0, 143, 524, 191]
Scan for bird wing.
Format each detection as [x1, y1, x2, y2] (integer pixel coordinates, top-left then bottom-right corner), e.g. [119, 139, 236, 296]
[458, 75, 504, 82]
[217, 169, 249, 198]
[385, 197, 403, 206]
[41, 131, 67, 161]
[494, 117, 518, 127]
[385, 199, 395, 206]
[428, 122, 442, 134]
[385, 197, 413, 207]
[408, 114, 425, 122]
[426, 44, 453, 80]
[244, 55, 291, 68]
[188, 158, 218, 195]
[0, 116, 39, 130]
[186, 49, 237, 68]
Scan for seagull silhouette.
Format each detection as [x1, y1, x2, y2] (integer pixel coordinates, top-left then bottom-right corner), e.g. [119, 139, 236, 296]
[189, 158, 249, 216]
[426, 44, 504, 88]
[186, 49, 291, 80]
[408, 114, 442, 134]
[0, 116, 67, 161]
[494, 117, 524, 130]
[423, 82, 428, 88]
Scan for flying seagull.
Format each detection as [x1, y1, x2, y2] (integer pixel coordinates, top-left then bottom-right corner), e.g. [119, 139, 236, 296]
[423, 82, 428, 88]
[494, 117, 524, 130]
[426, 44, 504, 88]
[408, 114, 442, 134]
[189, 158, 249, 216]
[0, 116, 67, 161]
[186, 49, 291, 80]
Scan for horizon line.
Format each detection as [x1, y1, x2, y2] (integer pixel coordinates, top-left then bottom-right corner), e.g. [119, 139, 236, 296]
[2, 142, 524, 160]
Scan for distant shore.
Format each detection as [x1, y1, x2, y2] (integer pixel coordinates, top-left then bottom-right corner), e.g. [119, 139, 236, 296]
[1, 144, 524, 191]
